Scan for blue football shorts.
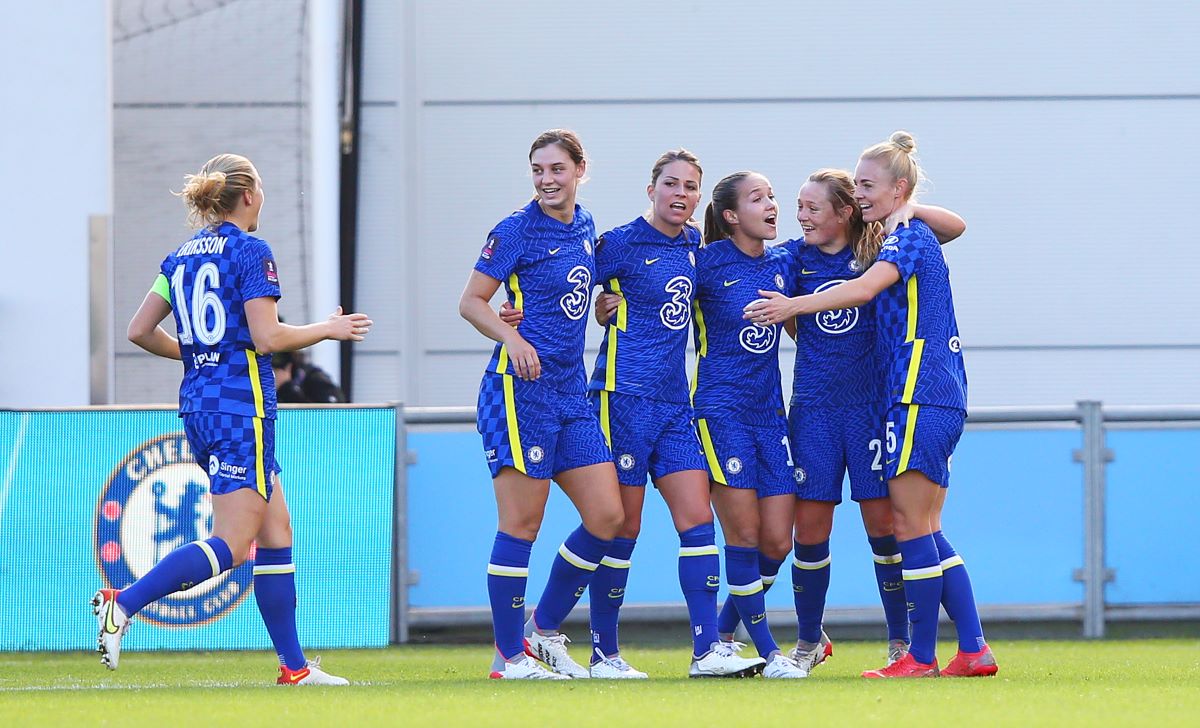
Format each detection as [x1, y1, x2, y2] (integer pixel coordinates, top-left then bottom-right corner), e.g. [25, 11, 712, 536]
[883, 403, 966, 487]
[788, 402, 887, 503]
[183, 411, 279, 500]
[591, 390, 707, 487]
[695, 409, 795, 498]
[476, 372, 612, 480]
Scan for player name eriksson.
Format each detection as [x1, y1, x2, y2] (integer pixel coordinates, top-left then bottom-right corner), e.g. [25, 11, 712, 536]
[177, 235, 228, 256]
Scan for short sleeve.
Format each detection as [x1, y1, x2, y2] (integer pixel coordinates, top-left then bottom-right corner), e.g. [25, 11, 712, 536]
[238, 239, 283, 301]
[473, 227, 526, 282]
[876, 227, 924, 282]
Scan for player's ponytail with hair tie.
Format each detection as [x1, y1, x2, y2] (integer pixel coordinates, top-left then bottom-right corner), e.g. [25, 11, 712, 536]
[702, 171, 752, 246]
[174, 154, 258, 229]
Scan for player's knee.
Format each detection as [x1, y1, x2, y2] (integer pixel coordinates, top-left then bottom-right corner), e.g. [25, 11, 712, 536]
[587, 504, 625, 541]
[760, 536, 792, 562]
[726, 525, 759, 549]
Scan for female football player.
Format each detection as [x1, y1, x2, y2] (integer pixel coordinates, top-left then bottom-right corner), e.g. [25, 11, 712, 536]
[745, 132, 997, 678]
[776, 168, 965, 673]
[458, 129, 624, 680]
[691, 171, 808, 678]
[503, 150, 764, 680]
[100, 153, 371, 685]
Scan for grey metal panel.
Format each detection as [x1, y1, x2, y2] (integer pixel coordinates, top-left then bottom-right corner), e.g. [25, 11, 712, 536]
[415, 1, 1200, 101]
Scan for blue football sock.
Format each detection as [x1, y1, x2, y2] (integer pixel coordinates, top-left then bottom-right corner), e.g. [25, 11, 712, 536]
[253, 546, 306, 671]
[487, 531, 532, 661]
[899, 535, 944, 665]
[533, 525, 612, 632]
[933, 530, 987, 653]
[717, 550, 784, 637]
[116, 537, 233, 616]
[588, 537, 635, 661]
[791, 540, 831, 644]
[869, 534, 909, 643]
[678, 524, 720, 656]
[725, 545, 778, 658]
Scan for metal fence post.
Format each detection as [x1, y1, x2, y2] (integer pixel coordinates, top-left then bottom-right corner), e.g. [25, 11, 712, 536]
[390, 403, 410, 644]
[1073, 400, 1115, 638]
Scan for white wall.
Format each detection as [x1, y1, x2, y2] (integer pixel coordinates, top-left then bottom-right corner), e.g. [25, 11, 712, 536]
[356, 0, 1200, 407]
[0, 1, 112, 406]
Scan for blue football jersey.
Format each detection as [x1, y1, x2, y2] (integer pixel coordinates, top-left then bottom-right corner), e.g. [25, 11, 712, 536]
[874, 219, 968, 409]
[158, 221, 282, 418]
[780, 239, 882, 406]
[475, 200, 596, 394]
[691, 239, 791, 416]
[588, 217, 700, 403]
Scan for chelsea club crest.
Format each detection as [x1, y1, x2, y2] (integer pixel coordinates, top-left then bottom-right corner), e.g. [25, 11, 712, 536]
[95, 433, 253, 627]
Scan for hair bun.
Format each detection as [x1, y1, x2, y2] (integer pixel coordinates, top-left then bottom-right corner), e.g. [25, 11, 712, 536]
[890, 130, 917, 154]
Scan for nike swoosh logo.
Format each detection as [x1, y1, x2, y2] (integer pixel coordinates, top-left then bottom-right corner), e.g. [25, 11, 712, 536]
[548, 247, 561, 255]
[801, 269, 817, 275]
[723, 279, 741, 287]
[282, 667, 311, 684]
[104, 601, 120, 634]
[883, 583, 904, 592]
[644, 257, 661, 265]
[750, 614, 766, 624]
[885, 459, 896, 465]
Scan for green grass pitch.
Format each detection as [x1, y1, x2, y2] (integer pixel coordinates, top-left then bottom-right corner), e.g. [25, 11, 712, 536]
[2, 640, 1198, 727]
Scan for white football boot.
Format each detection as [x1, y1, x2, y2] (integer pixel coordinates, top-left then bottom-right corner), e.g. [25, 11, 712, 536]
[277, 656, 350, 686]
[763, 652, 809, 679]
[689, 640, 765, 678]
[525, 629, 590, 678]
[589, 648, 649, 679]
[788, 630, 833, 673]
[91, 588, 131, 670]
[490, 653, 570, 680]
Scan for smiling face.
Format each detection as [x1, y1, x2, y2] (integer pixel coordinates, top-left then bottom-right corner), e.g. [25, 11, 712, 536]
[648, 159, 702, 233]
[530, 143, 585, 214]
[725, 174, 778, 241]
[853, 157, 908, 224]
[796, 180, 851, 247]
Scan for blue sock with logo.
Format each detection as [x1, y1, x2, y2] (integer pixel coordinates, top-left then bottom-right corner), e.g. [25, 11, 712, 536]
[933, 530, 987, 653]
[487, 531, 532, 661]
[869, 534, 909, 643]
[588, 537, 635, 661]
[717, 550, 785, 638]
[678, 524, 720, 656]
[533, 525, 612, 632]
[792, 540, 831, 644]
[725, 545, 778, 658]
[116, 537, 233, 616]
[899, 535, 944, 665]
[253, 546, 306, 671]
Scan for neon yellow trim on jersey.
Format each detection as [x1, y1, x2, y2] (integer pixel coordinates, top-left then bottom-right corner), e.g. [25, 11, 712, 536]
[690, 301, 707, 400]
[696, 418, 726, 486]
[245, 349, 266, 418]
[902, 338, 925, 402]
[150, 273, 171, 304]
[897, 404, 919, 473]
[905, 275, 919, 343]
[251, 416, 268, 500]
[599, 390, 612, 449]
[497, 272, 524, 375]
[502, 374, 526, 474]
[605, 278, 625, 391]
[612, 279, 627, 332]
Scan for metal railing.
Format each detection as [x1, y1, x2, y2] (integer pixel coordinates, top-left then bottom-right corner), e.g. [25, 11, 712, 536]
[392, 401, 1200, 641]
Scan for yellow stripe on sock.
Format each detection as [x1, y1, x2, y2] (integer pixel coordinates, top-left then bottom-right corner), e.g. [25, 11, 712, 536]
[902, 565, 944, 580]
[194, 540, 221, 577]
[252, 564, 296, 576]
[728, 580, 764, 597]
[792, 556, 832, 570]
[558, 544, 599, 571]
[679, 545, 719, 557]
[487, 564, 530, 577]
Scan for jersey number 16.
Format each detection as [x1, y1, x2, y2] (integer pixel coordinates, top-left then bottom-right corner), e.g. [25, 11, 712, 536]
[171, 262, 227, 346]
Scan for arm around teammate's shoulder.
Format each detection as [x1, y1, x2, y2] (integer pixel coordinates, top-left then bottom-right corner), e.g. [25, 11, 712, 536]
[244, 297, 372, 354]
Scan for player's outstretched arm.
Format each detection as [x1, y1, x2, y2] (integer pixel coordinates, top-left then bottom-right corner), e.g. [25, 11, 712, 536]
[244, 297, 372, 354]
[744, 262, 901, 325]
[909, 204, 967, 244]
[459, 270, 540, 381]
[127, 287, 182, 360]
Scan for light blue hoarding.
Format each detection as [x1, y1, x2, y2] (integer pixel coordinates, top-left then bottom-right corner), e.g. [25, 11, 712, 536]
[0, 408, 394, 651]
